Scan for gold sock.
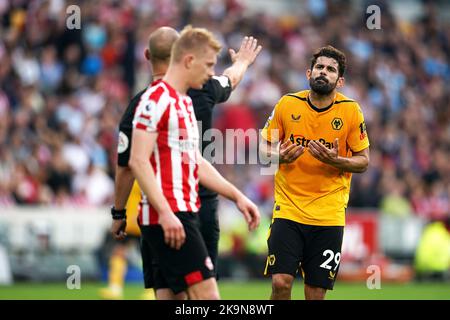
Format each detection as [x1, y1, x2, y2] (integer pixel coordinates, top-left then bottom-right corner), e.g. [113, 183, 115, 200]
[109, 255, 127, 290]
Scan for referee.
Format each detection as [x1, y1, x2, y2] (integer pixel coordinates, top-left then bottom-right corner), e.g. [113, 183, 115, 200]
[190, 34, 261, 280]
[111, 26, 261, 299]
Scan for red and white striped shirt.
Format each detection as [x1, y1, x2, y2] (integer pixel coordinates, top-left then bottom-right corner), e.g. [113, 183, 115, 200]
[133, 80, 200, 225]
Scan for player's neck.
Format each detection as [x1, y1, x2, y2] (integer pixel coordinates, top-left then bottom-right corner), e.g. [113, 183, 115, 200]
[152, 73, 165, 81]
[308, 90, 336, 109]
[163, 67, 189, 95]
[151, 63, 168, 81]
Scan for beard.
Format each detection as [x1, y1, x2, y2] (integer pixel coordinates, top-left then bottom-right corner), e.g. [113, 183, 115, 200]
[309, 76, 337, 95]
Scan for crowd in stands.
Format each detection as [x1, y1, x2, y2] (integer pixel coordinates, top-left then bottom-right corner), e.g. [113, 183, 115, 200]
[0, 0, 449, 224]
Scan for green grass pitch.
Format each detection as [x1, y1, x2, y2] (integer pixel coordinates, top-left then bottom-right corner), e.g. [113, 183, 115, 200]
[0, 280, 449, 300]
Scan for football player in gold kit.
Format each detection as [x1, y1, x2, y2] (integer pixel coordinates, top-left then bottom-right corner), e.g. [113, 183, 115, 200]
[260, 46, 370, 300]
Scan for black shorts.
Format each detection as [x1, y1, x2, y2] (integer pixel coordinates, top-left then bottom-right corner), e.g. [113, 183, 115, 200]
[198, 196, 220, 274]
[140, 212, 214, 294]
[264, 218, 344, 290]
[139, 235, 155, 289]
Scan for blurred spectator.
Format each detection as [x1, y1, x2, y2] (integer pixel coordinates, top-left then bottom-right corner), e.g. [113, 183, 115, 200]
[380, 178, 413, 217]
[73, 162, 114, 206]
[414, 220, 450, 281]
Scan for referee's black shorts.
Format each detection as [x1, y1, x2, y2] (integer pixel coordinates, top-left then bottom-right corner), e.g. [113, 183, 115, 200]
[198, 196, 220, 274]
[140, 212, 215, 294]
[140, 236, 155, 289]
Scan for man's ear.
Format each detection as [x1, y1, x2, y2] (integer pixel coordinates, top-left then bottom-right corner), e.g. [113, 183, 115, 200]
[306, 69, 312, 80]
[144, 48, 151, 61]
[184, 54, 194, 69]
[336, 76, 345, 88]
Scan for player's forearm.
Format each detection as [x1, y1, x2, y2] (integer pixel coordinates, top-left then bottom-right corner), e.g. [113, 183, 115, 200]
[114, 165, 135, 210]
[129, 157, 172, 215]
[222, 60, 249, 90]
[198, 158, 241, 201]
[332, 155, 369, 173]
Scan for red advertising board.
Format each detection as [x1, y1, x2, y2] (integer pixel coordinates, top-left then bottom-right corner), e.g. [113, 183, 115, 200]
[342, 211, 379, 262]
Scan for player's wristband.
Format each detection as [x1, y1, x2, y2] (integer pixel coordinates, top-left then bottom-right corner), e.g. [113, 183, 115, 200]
[111, 207, 127, 220]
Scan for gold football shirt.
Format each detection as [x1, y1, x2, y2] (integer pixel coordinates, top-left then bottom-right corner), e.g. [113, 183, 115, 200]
[261, 90, 370, 226]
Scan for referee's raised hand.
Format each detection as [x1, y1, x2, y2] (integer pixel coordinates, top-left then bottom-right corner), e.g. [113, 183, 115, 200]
[159, 212, 186, 250]
[229, 36, 262, 66]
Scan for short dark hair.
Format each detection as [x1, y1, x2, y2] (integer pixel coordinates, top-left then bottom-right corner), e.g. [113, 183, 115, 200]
[310, 45, 346, 77]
